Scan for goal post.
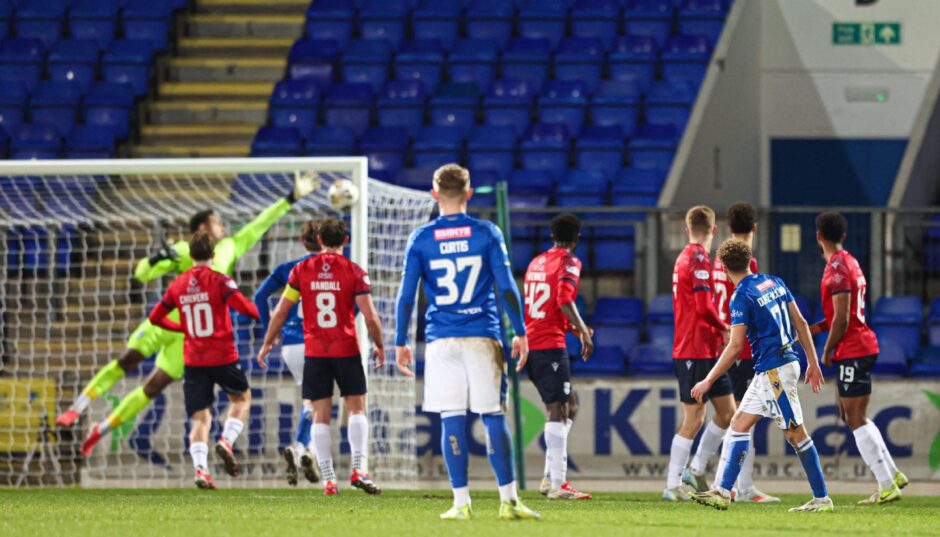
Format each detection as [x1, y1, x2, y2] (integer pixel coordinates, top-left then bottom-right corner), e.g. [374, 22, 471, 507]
[0, 157, 436, 488]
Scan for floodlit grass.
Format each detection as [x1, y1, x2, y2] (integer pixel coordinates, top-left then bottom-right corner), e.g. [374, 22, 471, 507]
[2, 489, 938, 537]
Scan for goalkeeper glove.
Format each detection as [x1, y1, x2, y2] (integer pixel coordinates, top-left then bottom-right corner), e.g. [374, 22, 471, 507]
[287, 171, 320, 203]
[147, 238, 178, 266]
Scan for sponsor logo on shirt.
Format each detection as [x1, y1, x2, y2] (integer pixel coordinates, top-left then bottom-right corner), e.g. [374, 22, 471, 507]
[434, 226, 472, 241]
[731, 309, 744, 318]
[756, 279, 777, 293]
[694, 269, 710, 280]
[565, 265, 580, 276]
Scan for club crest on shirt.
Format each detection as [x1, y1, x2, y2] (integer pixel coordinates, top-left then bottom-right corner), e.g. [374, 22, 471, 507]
[321, 262, 331, 272]
[186, 278, 201, 294]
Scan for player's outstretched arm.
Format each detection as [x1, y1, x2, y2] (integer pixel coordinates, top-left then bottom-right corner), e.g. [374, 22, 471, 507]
[789, 300, 824, 392]
[134, 240, 187, 283]
[691, 325, 745, 403]
[820, 293, 850, 367]
[257, 294, 295, 368]
[356, 294, 386, 369]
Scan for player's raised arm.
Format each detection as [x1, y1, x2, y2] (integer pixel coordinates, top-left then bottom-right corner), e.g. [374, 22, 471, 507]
[394, 230, 423, 376]
[231, 172, 318, 260]
[789, 299, 825, 393]
[134, 240, 186, 283]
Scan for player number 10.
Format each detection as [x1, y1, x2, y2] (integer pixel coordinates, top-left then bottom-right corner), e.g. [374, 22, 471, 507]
[181, 303, 213, 338]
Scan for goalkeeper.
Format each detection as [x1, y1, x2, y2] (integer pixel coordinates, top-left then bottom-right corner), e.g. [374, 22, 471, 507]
[57, 173, 318, 443]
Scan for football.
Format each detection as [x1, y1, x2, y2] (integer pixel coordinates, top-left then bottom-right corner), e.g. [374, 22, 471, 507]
[328, 179, 360, 211]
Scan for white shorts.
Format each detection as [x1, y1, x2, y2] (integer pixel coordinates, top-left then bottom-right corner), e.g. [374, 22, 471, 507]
[422, 337, 507, 414]
[282, 344, 305, 387]
[739, 360, 804, 430]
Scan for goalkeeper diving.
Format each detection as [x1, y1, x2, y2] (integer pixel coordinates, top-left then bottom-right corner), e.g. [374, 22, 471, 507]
[56, 172, 319, 456]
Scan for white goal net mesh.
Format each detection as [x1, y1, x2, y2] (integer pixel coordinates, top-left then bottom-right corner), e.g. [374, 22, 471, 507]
[0, 159, 436, 488]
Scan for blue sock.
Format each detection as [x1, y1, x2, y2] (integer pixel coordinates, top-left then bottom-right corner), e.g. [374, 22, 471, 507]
[295, 407, 312, 447]
[481, 413, 516, 487]
[795, 437, 828, 498]
[441, 412, 469, 489]
[720, 432, 750, 492]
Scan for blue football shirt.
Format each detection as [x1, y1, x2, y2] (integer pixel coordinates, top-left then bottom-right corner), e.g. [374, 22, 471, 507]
[729, 273, 800, 372]
[254, 253, 315, 346]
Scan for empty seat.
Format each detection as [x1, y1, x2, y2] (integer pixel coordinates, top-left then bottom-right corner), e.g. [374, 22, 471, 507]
[467, 124, 517, 176]
[625, 0, 675, 48]
[64, 125, 116, 158]
[571, 0, 620, 47]
[590, 211, 637, 270]
[590, 80, 641, 137]
[679, 0, 727, 43]
[518, 0, 568, 48]
[647, 294, 674, 324]
[69, 0, 119, 50]
[0, 80, 27, 132]
[554, 37, 605, 93]
[251, 126, 302, 157]
[305, 0, 354, 49]
[359, 0, 408, 49]
[629, 342, 673, 375]
[10, 123, 62, 159]
[376, 80, 427, 137]
[871, 296, 924, 359]
[628, 124, 678, 171]
[47, 39, 100, 93]
[305, 125, 356, 156]
[608, 35, 658, 92]
[359, 126, 409, 182]
[412, 125, 463, 168]
[520, 122, 570, 175]
[447, 38, 499, 90]
[575, 125, 623, 175]
[395, 165, 438, 190]
[614, 167, 665, 196]
[0, 1, 12, 40]
[645, 81, 695, 130]
[287, 39, 341, 87]
[323, 82, 373, 137]
[662, 34, 712, 86]
[555, 168, 608, 207]
[483, 79, 535, 134]
[14, 0, 66, 48]
[538, 80, 588, 134]
[101, 39, 153, 96]
[572, 345, 626, 375]
[594, 297, 643, 357]
[872, 338, 908, 377]
[30, 81, 85, 135]
[122, 0, 173, 52]
[428, 82, 480, 135]
[911, 346, 940, 378]
[269, 79, 320, 139]
[83, 82, 134, 140]
[509, 168, 553, 196]
[412, 0, 460, 50]
[929, 298, 940, 346]
[501, 38, 552, 89]
[0, 37, 45, 92]
[394, 39, 445, 94]
[465, 0, 512, 46]
[341, 38, 392, 92]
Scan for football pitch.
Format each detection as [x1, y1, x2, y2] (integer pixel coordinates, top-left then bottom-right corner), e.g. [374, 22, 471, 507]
[2, 489, 938, 537]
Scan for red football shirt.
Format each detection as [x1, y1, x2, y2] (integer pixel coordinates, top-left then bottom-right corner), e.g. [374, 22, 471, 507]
[672, 243, 720, 359]
[524, 247, 582, 351]
[820, 249, 879, 360]
[287, 252, 370, 358]
[713, 256, 759, 360]
[160, 266, 241, 367]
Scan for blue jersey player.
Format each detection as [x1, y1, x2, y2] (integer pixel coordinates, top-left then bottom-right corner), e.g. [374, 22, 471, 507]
[394, 164, 539, 521]
[253, 219, 322, 487]
[689, 239, 831, 512]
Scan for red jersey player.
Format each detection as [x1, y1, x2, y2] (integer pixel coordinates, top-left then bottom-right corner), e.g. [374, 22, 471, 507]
[810, 212, 907, 504]
[125, 232, 258, 489]
[709, 203, 779, 503]
[666, 205, 735, 501]
[257, 217, 385, 497]
[523, 213, 593, 501]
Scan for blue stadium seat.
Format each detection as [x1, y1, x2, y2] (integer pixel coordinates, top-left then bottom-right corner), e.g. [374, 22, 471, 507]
[590, 80, 641, 137]
[376, 80, 427, 137]
[428, 81, 480, 135]
[305, 125, 356, 156]
[83, 82, 134, 140]
[872, 338, 908, 377]
[101, 39, 153, 96]
[608, 35, 658, 92]
[467, 168, 498, 203]
[0, 80, 27, 132]
[483, 78, 535, 134]
[590, 213, 636, 270]
[614, 167, 665, 195]
[69, 0, 118, 50]
[0, 1, 12, 40]
[571, 0, 620, 48]
[501, 38, 552, 89]
[465, 0, 512, 46]
[648, 294, 674, 324]
[555, 168, 608, 207]
[30, 81, 84, 135]
[250, 126, 302, 157]
[911, 346, 940, 378]
[394, 39, 445, 94]
[508, 169, 552, 254]
[575, 125, 623, 176]
[341, 38, 392, 92]
[0, 176, 42, 219]
[412, 0, 460, 50]
[323, 82, 373, 137]
[662, 34, 712, 87]
[0, 124, 7, 157]
[447, 38, 499, 89]
[47, 39, 99, 93]
[359, 0, 407, 49]
[594, 297, 643, 358]
[269, 79, 320, 139]
[64, 125, 116, 158]
[871, 296, 924, 359]
[467, 124, 517, 177]
[287, 39, 341, 87]
[0, 37, 45, 92]
[929, 298, 940, 346]
[625, 0, 675, 48]
[679, 0, 727, 43]
[554, 37, 604, 93]
[629, 124, 678, 171]
[122, 0, 173, 52]
[629, 342, 673, 375]
[10, 123, 62, 159]
[395, 165, 437, 190]
[518, 0, 568, 48]
[572, 345, 626, 376]
[305, 0, 354, 49]
[645, 81, 695, 130]
[14, 0, 66, 48]
[538, 80, 588, 134]
[509, 168, 553, 196]
[359, 126, 409, 182]
[520, 122, 570, 175]
[412, 125, 463, 168]
[793, 294, 812, 322]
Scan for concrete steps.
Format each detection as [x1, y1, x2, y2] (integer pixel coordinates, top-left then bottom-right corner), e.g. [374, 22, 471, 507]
[195, 0, 309, 15]
[167, 57, 286, 82]
[177, 37, 294, 58]
[186, 14, 305, 38]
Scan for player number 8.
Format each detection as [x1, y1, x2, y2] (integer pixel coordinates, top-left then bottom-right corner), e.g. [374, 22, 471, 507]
[316, 292, 337, 328]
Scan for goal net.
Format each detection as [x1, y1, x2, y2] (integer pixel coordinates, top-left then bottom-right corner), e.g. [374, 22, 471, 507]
[0, 158, 436, 488]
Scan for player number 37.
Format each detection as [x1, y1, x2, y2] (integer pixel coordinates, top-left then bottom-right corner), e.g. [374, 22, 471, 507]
[429, 256, 482, 306]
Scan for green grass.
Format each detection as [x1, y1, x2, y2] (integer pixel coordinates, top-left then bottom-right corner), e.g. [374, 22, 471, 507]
[1, 489, 938, 537]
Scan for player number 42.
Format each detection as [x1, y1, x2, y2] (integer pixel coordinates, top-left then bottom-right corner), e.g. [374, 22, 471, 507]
[524, 282, 551, 319]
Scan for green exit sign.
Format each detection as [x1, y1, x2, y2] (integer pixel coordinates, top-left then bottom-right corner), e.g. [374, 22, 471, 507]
[833, 22, 901, 45]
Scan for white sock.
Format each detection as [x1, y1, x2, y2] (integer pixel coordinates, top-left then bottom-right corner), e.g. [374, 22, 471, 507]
[738, 430, 755, 491]
[312, 423, 336, 483]
[545, 418, 575, 479]
[544, 421, 568, 489]
[189, 442, 208, 470]
[498, 481, 517, 503]
[453, 486, 470, 507]
[667, 435, 693, 489]
[73, 393, 92, 414]
[867, 420, 899, 476]
[713, 430, 730, 489]
[691, 421, 727, 475]
[221, 418, 244, 445]
[854, 424, 895, 490]
[348, 413, 369, 473]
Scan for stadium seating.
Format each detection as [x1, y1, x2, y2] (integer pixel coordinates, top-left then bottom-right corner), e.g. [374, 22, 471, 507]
[593, 297, 643, 360]
[306, 0, 354, 49]
[929, 298, 940, 346]
[428, 82, 480, 135]
[269, 79, 321, 139]
[871, 296, 923, 359]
